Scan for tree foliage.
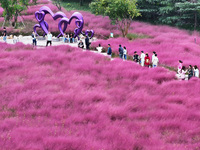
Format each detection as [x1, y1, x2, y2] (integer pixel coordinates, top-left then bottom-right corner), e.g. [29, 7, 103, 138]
[90, 0, 140, 37]
[0, 0, 29, 27]
[137, 0, 200, 30]
[176, 1, 200, 30]
[32, 0, 37, 5]
[53, 0, 62, 10]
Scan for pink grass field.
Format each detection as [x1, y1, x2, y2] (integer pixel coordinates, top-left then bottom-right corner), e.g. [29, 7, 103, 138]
[1, 0, 199, 68]
[1, 1, 200, 149]
[0, 43, 200, 150]
[91, 23, 200, 68]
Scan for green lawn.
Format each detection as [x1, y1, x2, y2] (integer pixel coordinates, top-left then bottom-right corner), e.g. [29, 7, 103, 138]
[61, 1, 91, 11]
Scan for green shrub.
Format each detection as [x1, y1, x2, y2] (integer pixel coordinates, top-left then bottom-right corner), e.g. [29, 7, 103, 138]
[126, 33, 150, 40]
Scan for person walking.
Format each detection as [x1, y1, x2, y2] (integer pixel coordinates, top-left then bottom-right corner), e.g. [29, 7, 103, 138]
[188, 65, 193, 80]
[152, 54, 159, 68]
[107, 44, 112, 58]
[118, 45, 123, 59]
[123, 46, 127, 60]
[140, 51, 145, 67]
[133, 51, 140, 63]
[144, 53, 151, 67]
[193, 65, 199, 78]
[46, 32, 52, 47]
[3, 27, 7, 42]
[32, 31, 37, 46]
[85, 36, 90, 50]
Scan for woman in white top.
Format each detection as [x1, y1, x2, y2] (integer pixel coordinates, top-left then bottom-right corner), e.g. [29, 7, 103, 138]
[46, 32, 52, 46]
[152, 51, 156, 63]
[180, 66, 187, 80]
[96, 44, 103, 53]
[194, 65, 199, 78]
[140, 51, 145, 66]
[123, 46, 127, 60]
[152, 54, 159, 68]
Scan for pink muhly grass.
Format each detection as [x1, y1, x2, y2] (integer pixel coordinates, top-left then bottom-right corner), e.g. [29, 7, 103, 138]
[0, 7, 3, 16]
[0, 42, 200, 149]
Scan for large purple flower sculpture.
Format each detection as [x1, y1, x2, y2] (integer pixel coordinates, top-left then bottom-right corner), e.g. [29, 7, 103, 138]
[33, 6, 94, 39]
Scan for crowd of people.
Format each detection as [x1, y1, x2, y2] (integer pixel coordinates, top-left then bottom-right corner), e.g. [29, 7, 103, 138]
[63, 33, 79, 43]
[32, 31, 53, 47]
[31, 30, 91, 48]
[177, 60, 199, 80]
[105, 44, 159, 68]
[2, 28, 200, 80]
[104, 44, 200, 80]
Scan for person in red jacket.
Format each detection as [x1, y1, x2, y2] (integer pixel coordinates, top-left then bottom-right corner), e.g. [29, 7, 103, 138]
[144, 53, 151, 67]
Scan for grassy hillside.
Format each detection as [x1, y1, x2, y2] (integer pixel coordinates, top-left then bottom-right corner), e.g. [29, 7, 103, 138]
[0, 43, 200, 149]
[0, 1, 200, 149]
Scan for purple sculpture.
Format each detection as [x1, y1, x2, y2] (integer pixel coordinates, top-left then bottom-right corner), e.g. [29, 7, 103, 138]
[34, 6, 94, 39]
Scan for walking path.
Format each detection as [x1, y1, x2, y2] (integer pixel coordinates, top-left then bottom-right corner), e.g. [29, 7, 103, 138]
[1, 36, 185, 80]
[1, 35, 110, 57]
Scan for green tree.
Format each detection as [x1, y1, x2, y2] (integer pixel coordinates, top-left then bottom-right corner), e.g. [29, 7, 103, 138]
[32, 0, 37, 5]
[137, 0, 161, 23]
[137, 0, 200, 30]
[90, 0, 140, 37]
[158, 0, 185, 25]
[0, 0, 29, 27]
[176, 0, 200, 30]
[53, 0, 62, 10]
[80, 0, 92, 6]
[80, 0, 83, 6]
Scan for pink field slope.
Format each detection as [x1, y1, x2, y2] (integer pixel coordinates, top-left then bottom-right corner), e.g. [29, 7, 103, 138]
[92, 22, 200, 68]
[0, 43, 200, 149]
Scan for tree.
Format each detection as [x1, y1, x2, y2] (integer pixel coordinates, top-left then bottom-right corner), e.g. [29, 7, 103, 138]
[0, 0, 29, 27]
[136, 0, 161, 23]
[32, 0, 37, 5]
[53, 0, 62, 11]
[90, 0, 141, 37]
[176, 0, 200, 30]
[137, 0, 200, 30]
[80, 0, 83, 6]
